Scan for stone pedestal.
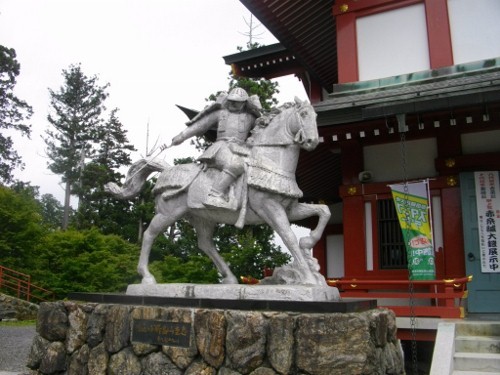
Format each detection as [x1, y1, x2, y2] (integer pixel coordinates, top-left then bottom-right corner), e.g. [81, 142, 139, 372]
[25, 294, 405, 375]
[126, 283, 340, 302]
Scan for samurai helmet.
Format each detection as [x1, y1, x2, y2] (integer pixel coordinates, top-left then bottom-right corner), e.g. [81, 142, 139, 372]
[227, 87, 249, 102]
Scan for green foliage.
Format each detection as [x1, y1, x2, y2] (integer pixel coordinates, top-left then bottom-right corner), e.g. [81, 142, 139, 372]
[44, 64, 109, 181]
[75, 109, 136, 231]
[0, 184, 141, 298]
[10, 181, 66, 230]
[126, 178, 157, 244]
[31, 228, 140, 298]
[44, 65, 136, 230]
[0, 45, 33, 183]
[0, 184, 44, 270]
[38, 193, 64, 230]
[74, 160, 136, 237]
[217, 225, 290, 280]
[44, 64, 109, 228]
[148, 222, 290, 283]
[153, 219, 199, 261]
[150, 255, 219, 284]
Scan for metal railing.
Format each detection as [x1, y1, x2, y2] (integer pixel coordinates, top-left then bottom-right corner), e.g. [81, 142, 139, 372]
[0, 265, 55, 303]
[327, 276, 472, 319]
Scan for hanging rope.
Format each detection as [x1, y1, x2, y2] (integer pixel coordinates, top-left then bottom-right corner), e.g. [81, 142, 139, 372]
[397, 114, 419, 375]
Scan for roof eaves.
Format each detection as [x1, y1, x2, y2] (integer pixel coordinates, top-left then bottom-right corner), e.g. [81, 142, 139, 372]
[223, 43, 287, 64]
[314, 67, 500, 125]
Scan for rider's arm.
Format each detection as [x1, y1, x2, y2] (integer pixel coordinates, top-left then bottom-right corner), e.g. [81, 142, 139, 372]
[172, 110, 220, 145]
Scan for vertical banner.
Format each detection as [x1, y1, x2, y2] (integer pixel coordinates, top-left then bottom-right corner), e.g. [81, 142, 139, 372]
[389, 180, 435, 280]
[474, 171, 500, 273]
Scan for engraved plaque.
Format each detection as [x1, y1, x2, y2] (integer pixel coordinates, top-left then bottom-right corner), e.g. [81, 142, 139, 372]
[132, 319, 191, 348]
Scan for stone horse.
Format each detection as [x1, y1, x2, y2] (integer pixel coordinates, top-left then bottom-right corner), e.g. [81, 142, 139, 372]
[105, 98, 331, 286]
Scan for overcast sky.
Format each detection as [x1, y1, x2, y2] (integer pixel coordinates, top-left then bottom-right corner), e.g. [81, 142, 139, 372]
[0, 0, 306, 203]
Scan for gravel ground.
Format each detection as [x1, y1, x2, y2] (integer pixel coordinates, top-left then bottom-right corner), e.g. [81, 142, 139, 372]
[0, 325, 36, 374]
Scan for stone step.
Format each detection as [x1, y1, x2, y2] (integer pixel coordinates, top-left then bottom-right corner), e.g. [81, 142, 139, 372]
[452, 371, 500, 375]
[454, 352, 500, 372]
[455, 335, 500, 354]
[456, 322, 500, 337]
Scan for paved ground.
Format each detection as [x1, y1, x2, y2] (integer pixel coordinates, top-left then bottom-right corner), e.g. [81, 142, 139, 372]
[0, 325, 36, 375]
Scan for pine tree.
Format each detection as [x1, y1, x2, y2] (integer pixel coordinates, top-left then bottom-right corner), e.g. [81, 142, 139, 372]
[75, 108, 137, 235]
[0, 45, 33, 183]
[44, 64, 109, 229]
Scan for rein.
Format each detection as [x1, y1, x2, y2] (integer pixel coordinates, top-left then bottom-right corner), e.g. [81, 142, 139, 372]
[250, 106, 307, 147]
[291, 107, 306, 145]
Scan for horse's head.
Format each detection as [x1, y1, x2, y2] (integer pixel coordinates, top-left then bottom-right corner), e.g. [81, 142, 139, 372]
[248, 98, 319, 150]
[290, 97, 319, 151]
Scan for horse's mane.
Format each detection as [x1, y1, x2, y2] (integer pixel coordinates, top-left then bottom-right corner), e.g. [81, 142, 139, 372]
[251, 102, 299, 136]
[257, 102, 296, 123]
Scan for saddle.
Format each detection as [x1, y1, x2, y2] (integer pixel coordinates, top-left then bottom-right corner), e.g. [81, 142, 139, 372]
[153, 158, 303, 210]
[153, 163, 245, 210]
[187, 168, 245, 210]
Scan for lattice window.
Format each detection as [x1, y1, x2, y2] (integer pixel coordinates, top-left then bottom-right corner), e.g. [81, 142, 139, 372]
[377, 199, 407, 269]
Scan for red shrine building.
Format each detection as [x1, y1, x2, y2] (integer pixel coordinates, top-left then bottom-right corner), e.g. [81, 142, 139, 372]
[226, 0, 500, 338]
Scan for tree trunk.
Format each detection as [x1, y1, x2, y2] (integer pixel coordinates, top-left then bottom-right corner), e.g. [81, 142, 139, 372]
[62, 180, 71, 230]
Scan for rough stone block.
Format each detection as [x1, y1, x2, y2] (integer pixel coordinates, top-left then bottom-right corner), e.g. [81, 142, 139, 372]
[104, 305, 130, 353]
[25, 300, 404, 375]
[226, 310, 267, 374]
[195, 309, 226, 368]
[37, 302, 68, 341]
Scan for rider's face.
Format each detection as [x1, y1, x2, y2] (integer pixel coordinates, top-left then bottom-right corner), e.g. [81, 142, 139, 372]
[227, 100, 245, 112]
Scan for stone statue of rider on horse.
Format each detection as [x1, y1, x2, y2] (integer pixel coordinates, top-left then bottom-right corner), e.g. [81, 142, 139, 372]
[105, 88, 331, 286]
[171, 87, 262, 211]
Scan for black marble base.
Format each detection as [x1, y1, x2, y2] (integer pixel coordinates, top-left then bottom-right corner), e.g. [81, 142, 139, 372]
[67, 292, 376, 314]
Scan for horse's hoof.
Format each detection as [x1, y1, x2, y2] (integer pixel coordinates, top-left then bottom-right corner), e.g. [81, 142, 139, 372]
[141, 275, 157, 285]
[299, 236, 315, 250]
[221, 275, 238, 284]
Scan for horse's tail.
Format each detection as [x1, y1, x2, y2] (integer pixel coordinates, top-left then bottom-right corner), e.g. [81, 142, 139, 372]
[104, 158, 169, 199]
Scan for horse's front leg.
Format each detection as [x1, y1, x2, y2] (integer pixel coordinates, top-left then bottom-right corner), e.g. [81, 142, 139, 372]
[287, 202, 331, 250]
[251, 192, 326, 286]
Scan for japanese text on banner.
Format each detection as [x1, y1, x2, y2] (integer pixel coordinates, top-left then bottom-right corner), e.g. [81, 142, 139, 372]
[474, 171, 500, 273]
[389, 181, 435, 280]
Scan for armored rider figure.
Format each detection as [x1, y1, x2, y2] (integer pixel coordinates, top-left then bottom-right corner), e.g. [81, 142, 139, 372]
[171, 87, 262, 209]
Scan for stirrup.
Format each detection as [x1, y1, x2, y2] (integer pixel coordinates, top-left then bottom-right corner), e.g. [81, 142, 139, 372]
[204, 193, 238, 211]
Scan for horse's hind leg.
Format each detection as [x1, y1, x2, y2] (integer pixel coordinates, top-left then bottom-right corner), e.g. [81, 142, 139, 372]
[287, 202, 331, 250]
[191, 218, 238, 284]
[139, 199, 187, 284]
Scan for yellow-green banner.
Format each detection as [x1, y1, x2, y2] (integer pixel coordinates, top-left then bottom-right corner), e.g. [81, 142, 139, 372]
[389, 181, 435, 280]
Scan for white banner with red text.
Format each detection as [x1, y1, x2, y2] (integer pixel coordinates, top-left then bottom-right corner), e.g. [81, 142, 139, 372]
[474, 171, 500, 273]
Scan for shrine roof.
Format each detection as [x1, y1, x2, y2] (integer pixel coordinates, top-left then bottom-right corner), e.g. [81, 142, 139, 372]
[223, 43, 304, 79]
[238, 0, 337, 91]
[315, 58, 500, 126]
